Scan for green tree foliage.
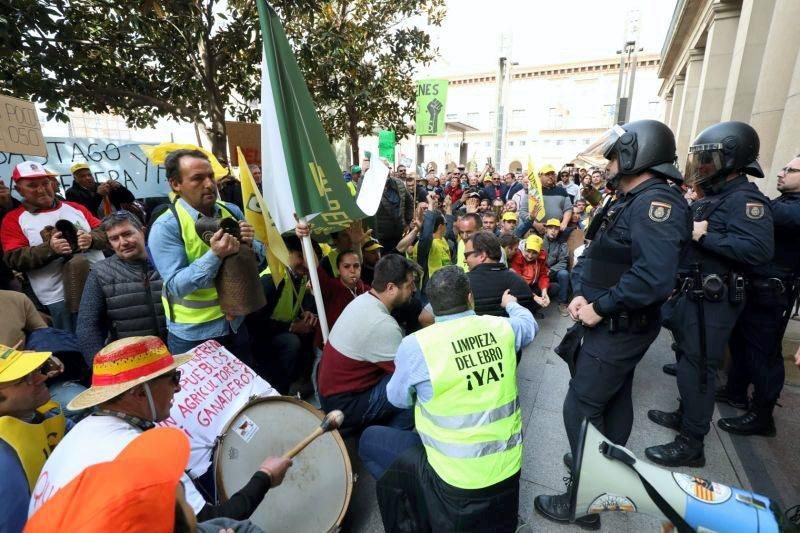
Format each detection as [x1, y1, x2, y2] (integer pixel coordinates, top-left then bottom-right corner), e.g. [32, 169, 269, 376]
[0, 0, 443, 160]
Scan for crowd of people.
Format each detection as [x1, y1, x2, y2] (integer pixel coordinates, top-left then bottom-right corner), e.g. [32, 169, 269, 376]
[1, 115, 799, 532]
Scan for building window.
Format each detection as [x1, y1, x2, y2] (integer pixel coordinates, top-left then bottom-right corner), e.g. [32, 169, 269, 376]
[519, 140, 526, 147]
[467, 112, 480, 125]
[509, 141, 515, 147]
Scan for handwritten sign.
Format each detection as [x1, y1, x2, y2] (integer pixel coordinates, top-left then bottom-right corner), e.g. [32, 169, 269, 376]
[0, 95, 46, 157]
[0, 136, 169, 198]
[158, 340, 278, 477]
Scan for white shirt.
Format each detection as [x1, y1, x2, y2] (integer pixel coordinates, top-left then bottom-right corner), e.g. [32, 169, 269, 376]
[29, 415, 206, 516]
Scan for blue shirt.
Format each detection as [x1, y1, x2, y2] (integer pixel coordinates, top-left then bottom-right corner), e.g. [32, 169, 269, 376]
[387, 301, 537, 408]
[147, 198, 265, 341]
[0, 409, 73, 533]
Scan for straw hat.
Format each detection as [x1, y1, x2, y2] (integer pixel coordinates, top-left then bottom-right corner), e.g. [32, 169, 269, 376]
[24, 428, 190, 532]
[68, 336, 192, 411]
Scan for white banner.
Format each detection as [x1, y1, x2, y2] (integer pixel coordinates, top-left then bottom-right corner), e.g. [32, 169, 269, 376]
[159, 340, 279, 477]
[0, 136, 170, 198]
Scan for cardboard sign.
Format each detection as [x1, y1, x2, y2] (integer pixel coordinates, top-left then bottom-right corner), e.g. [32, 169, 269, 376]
[0, 136, 169, 197]
[158, 340, 278, 477]
[0, 95, 47, 157]
[226, 121, 261, 166]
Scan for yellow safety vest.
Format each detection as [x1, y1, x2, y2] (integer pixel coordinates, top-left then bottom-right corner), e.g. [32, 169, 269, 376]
[414, 315, 522, 489]
[160, 200, 235, 325]
[456, 239, 468, 272]
[0, 401, 66, 490]
[428, 237, 452, 278]
[260, 267, 308, 323]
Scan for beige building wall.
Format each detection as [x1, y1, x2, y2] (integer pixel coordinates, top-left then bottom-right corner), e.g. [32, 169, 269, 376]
[659, 0, 800, 195]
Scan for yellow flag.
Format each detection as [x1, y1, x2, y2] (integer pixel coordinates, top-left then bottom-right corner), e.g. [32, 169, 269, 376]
[238, 148, 290, 285]
[139, 143, 229, 180]
[527, 156, 545, 221]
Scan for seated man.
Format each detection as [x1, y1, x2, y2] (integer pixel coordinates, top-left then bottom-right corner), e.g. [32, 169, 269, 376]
[510, 234, 551, 309]
[542, 218, 571, 316]
[30, 336, 292, 522]
[0, 344, 67, 532]
[77, 210, 167, 363]
[0, 290, 47, 347]
[317, 255, 420, 436]
[359, 267, 536, 532]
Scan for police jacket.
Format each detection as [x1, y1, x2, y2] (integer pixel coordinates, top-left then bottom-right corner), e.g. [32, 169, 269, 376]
[573, 177, 690, 317]
[685, 175, 774, 276]
[765, 192, 800, 278]
[467, 262, 535, 317]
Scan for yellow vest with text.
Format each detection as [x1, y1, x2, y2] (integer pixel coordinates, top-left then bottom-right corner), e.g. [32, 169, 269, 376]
[414, 315, 522, 489]
[0, 401, 66, 490]
[161, 200, 235, 325]
[456, 239, 468, 272]
[260, 267, 308, 323]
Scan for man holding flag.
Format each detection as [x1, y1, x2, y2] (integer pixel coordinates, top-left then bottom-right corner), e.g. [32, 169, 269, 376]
[147, 149, 265, 360]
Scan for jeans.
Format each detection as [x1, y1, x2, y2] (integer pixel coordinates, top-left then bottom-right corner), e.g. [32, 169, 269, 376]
[547, 269, 571, 304]
[167, 324, 253, 368]
[320, 374, 414, 437]
[358, 425, 422, 479]
[46, 301, 77, 333]
[256, 331, 303, 394]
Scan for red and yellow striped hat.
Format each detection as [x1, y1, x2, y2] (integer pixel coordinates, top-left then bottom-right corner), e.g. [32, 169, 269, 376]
[68, 336, 193, 411]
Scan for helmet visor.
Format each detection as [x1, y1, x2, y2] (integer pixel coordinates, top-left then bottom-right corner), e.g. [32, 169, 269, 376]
[576, 125, 626, 168]
[684, 143, 724, 186]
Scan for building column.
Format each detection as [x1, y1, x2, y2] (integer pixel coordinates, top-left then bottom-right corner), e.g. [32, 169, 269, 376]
[749, 0, 800, 186]
[663, 94, 674, 125]
[721, 0, 775, 121]
[690, 5, 740, 139]
[764, 50, 800, 194]
[668, 77, 685, 131]
[674, 51, 704, 166]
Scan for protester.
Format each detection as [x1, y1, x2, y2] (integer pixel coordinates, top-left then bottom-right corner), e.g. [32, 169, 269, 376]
[444, 175, 463, 204]
[347, 165, 362, 196]
[455, 208, 482, 272]
[66, 163, 136, 218]
[2, 162, 108, 333]
[482, 212, 499, 235]
[375, 175, 414, 253]
[542, 218, 571, 316]
[25, 427, 264, 533]
[30, 336, 293, 521]
[0, 344, 67, 532]
[510, 235, 551, 308]
[248, 163, 262, 187]
[483, 172, 507, 201]
[77, 210, 166, 364]
[501, 211, 518, 234]
[464, 231, 536, 317]
[558, 169, 580, 199]
[361, 238, 383, 285]
[317, 255, 419, 436]
[147, 149, 264, 359]
[359, 266, 536, 532]
[503, 172, 523, 202]
[416, 205, 454, 289]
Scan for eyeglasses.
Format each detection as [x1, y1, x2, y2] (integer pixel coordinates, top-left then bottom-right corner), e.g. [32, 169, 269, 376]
[780, 167, 800, 175]
[463, 250, 480, 259]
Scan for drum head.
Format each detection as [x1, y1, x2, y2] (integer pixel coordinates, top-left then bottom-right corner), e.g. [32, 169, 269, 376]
[215, 397, 352, 532]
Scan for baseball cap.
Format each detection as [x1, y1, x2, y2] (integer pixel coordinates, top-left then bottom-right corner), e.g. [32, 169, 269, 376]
[70, 162, 91, 174]
[525, 235, 543, 253]
[363, 238, 383, 252]
[501, 212, 518, 222]
[24, 428, 190, 533]
[0, 344, 52, 384]
[350, 165, 361, 174]
[10, 161, 55, 182]
[539, 164, 556, 175]
[483, 174, 493, 182]
[545, 218, 561, 228]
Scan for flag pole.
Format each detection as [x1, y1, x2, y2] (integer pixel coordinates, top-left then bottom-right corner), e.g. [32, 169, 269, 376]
[300, 219, 330, 343]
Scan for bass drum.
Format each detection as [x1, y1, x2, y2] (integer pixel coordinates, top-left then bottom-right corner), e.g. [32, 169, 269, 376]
[215, 396, 353, 532]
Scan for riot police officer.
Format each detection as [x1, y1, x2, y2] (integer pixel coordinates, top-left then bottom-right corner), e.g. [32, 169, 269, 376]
[717, 155, 800, 436]
[534, 120, 690, 529]
[646, 121, 774, 467]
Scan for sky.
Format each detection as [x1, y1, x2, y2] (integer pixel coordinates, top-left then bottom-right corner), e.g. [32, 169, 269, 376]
[420, 0, 678, 76]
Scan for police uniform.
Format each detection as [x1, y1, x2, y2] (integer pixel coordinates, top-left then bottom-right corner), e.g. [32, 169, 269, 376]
[719, 191, 800, 435]
[646, 121, 774, 467]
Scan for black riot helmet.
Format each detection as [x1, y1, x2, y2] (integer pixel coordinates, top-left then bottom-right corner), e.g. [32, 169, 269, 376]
[684, 121, 763, 194]
[577, 120, 683, 186]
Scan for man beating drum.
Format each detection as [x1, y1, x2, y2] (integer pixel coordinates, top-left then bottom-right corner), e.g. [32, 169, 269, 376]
[29, 336, 293, 522]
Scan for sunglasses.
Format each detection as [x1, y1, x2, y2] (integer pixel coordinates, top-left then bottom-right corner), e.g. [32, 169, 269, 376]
[158, 369, 182, 386]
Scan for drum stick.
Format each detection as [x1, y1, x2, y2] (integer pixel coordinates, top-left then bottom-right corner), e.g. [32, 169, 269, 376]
[282, 410, 344, 459]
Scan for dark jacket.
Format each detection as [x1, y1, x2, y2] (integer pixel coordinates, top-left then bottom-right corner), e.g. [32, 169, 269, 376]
[66, 183, 136, 217]
[467, 262, 535, 317]
[504, 182, 523, 202]
[375, 178, 413, 243]
[482, 183, 508, 201]
[76, 254, 166, 363]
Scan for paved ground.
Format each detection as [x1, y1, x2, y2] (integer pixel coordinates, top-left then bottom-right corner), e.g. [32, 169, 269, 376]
[339, 307, 800, 532]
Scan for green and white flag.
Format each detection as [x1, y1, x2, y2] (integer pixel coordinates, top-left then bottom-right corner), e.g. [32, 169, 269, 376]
[257, 2, 383, 235]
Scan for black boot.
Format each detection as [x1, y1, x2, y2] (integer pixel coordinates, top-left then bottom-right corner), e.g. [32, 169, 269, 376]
[645, 433, 705, 467]
[648, 400, 683, 431]
[714, 386, 748, 410]
[718, 405, 776, 437]
[662, 363, 677, 376]
[534, 477, 600, 530]
[563, 452, 573, 472]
